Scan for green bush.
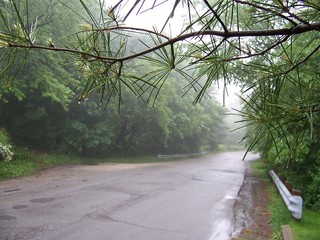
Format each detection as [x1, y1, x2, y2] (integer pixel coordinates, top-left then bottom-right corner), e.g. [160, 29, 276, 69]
[0, 159, 38, 179]
[12, 147, 35, 161]
[264, 136, 320, 211]
[217, 144, 227, 152]
[0, 128, 10, 145]
[0, 143, 13, 162]
[0, 129, 13, 162]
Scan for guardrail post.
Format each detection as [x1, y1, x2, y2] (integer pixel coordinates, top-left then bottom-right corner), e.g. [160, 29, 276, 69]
[269, 170, 303, 220]
[281, 225, 294, 240]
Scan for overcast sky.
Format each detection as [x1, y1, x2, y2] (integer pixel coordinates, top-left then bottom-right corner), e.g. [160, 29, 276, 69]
[106, 1, 185, 35]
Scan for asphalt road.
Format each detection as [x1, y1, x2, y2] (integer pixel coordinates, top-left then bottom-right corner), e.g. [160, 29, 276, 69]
[0, 151, 259, 240]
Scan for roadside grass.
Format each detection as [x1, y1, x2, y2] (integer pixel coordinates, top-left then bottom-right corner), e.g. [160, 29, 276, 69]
[0, 147, 167, 180]
[251, 160, 320, 240]
[83, 155, 161, 165]
[268, 185, 292, 239]
[216, 144, 245, 152]
[0, 159, 38, 179]
[0, 148, 83, 180]
[289, 209, 320, 240]
[38, 154, 83, 166]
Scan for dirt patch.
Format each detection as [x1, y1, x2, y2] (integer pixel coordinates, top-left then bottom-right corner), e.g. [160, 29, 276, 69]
[232, 161, 272, 240]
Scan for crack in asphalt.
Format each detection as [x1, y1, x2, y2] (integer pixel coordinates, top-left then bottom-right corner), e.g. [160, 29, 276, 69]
[3, 189, 22, 193]
[208, 168, 244, 174]
[191, 175, 242, 187]
[93, 214, 186, 234]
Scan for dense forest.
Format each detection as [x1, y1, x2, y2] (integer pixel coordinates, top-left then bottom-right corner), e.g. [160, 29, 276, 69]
[0, 75, 228, 156]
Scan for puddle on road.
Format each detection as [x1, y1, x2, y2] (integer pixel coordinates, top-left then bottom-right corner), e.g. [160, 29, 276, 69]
[12, 205, 28, 209]
[29, 197, 55, 203]
[0, 215, 17, 220]
[4, 188, 22, 193]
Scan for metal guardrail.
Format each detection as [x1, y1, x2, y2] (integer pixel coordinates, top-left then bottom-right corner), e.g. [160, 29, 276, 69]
[269, 170, 303, 220]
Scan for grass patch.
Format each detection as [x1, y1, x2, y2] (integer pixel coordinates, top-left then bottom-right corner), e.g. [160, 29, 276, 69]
[0, 160, 38, 179]
[226, 144, 246, 152]
[290, 209, 320, 240]
[83, 155, 160, 165]
[0, 149, 83, 180]
[38, 154, 83, 166]
[0, 148, 169, 180]
[251, 159, 268, 178]
[251, 159, 320, 240]
[268, 185, 292, 238]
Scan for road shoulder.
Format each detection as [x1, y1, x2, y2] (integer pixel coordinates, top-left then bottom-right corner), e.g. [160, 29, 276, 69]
[232, 160, 272, 240]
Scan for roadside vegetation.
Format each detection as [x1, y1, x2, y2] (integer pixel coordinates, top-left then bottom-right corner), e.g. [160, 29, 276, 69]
[0, 146, 168, 180]
[252, 160, 320, 240]
[0, 150, 77, 180]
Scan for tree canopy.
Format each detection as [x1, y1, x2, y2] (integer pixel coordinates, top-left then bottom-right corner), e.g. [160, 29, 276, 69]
[1, 0, 319, 150]
[1, 1, 319, 106]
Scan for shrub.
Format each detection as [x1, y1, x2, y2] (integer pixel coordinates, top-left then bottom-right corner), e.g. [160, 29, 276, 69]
[0, 143, 13, 162]
[0, 128, 10, 145]
[0, 128, 13, 162]
[217, 144, 227, 152]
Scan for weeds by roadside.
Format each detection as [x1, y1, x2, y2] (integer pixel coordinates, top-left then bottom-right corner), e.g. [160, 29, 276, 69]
[0, 147, 163, 180]
[251, 159, 320, 240]
[289, 209, 320, 240]
[0, 148, 82, 179]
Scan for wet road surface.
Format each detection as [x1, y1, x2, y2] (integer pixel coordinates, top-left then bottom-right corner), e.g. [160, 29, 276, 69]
[0, 151, 259, 240]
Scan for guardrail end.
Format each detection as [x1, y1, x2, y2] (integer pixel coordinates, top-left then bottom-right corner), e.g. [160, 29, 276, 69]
[269, 170, 303, 220]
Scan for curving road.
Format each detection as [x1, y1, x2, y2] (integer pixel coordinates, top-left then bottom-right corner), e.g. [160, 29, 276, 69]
[0, 151, 259, 240]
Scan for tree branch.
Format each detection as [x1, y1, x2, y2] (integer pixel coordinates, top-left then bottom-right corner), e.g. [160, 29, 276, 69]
[102, 26, 170, 40]
[234, 0, 298, 26]
[223, 35, 290, 62]
[6, 22, 320, 63]
[203, 0, 229, 32]
[282, 44, 320, 75]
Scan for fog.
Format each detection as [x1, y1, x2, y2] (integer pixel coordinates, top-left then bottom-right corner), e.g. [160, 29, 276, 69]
[213, 83, 247, 147]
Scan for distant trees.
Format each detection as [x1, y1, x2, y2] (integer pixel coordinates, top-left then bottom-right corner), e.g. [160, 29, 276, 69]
[0, 68, 227, 156]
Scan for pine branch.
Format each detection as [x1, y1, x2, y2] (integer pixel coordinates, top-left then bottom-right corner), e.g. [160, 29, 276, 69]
[5, 22, 320, 63]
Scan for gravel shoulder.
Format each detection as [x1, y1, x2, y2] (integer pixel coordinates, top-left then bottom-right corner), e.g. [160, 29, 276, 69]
[232, 160, 272, 240]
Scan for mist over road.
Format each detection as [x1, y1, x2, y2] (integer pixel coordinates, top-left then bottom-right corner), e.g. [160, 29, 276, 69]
[0, 151, 259, 240]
